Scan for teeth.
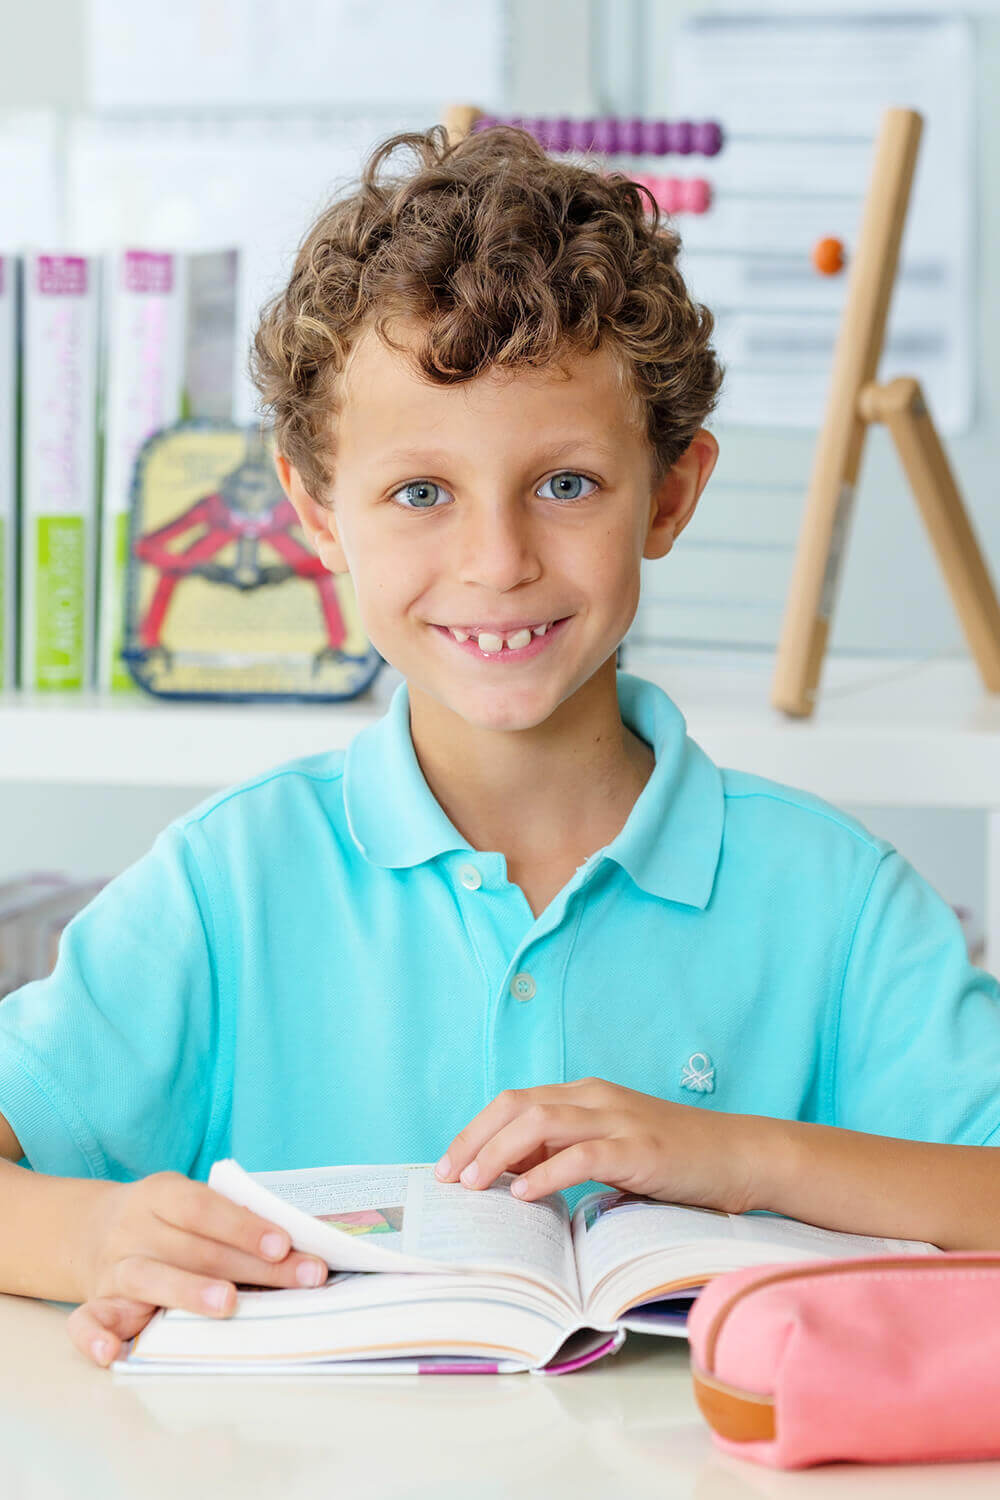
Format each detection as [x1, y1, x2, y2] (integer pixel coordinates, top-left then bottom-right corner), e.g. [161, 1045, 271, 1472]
[447, 621, 555, 652]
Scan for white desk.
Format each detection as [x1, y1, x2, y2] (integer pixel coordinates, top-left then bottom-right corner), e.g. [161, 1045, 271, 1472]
[4, 1292, 1000, 1498]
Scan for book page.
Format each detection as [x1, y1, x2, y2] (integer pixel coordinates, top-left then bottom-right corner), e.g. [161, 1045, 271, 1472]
[208, 1160, 580, 1302]
[403, 1171, 579, 1305]
[571, 1191, 940, 1307]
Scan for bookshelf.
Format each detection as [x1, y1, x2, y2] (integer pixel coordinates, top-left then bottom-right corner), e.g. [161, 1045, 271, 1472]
[1, 647, 999, 971]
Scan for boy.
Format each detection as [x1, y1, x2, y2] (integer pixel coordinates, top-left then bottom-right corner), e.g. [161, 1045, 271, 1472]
[1, 125, 998, 1372]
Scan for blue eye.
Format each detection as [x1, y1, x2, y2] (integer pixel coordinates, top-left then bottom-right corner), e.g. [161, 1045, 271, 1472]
[538, 471, 598, 501]
[392, 480, 447, 510]
[389, 471, 598, 510]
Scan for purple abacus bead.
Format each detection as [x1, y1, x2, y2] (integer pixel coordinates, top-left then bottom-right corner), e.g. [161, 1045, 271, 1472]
[471, 114, 496, 132]
[619, 117, 645, 154]
[549, 117, 574, 152]
[684, 178, 713, 214]
[671, 121, 694, 155]
[505, 115, 525, 134]
[591, 117, 620, 154]
[568, 118, 597, 151]
[642, 120, 670, 155]
[693, 121, 723, 156]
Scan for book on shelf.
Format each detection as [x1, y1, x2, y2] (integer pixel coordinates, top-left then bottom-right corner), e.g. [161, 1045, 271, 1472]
[98, 249, 187, 693]
[113, 1157, 941, 1377]
[20, 252, 101, 692]
[97, 244, 240, 692]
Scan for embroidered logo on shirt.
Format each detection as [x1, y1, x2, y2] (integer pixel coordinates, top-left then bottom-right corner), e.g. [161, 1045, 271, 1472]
[680, 1052, 715, 1093]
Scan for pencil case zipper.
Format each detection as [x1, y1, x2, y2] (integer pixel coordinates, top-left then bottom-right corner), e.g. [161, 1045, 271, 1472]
[690, 1253, 1000, 1443]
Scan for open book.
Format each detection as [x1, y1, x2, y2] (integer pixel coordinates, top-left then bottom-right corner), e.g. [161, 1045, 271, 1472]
[113, 1159, 942, 1377]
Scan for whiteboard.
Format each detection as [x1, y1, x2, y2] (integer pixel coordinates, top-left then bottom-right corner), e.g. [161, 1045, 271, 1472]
[667, 13, 973, 435]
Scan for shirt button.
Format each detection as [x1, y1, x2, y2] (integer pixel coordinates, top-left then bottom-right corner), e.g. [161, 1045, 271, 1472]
[458, 863, 483, 891]
[510, 972, 536, 1002]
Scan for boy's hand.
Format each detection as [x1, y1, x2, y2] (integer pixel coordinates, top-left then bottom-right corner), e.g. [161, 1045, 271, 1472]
[434, 1078, 767, 1214]
[67, 1171, 329, 1369]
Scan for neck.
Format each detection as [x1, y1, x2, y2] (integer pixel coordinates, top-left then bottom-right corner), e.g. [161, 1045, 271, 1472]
[407, 658, 655, 861]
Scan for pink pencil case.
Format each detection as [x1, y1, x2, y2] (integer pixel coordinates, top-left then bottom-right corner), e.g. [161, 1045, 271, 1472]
[687, 1251, 1000, 1469]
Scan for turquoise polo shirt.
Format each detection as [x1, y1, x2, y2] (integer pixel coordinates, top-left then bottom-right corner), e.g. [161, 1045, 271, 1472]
[1, 670, 998, 1202]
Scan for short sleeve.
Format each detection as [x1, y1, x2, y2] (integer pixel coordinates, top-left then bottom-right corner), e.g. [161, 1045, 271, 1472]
[833, 849, 1000, 1146]
[0, 820, 221, 1181]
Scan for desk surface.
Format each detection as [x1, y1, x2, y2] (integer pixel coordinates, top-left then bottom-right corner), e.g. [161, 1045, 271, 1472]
[5, 1294, 1000, 1498]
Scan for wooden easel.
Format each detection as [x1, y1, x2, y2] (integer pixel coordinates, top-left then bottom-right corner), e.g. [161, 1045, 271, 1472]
[771, 107, 1000, 716]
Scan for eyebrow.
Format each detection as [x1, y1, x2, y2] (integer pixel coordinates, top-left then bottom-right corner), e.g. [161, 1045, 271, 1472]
[377, 437, 619, 466]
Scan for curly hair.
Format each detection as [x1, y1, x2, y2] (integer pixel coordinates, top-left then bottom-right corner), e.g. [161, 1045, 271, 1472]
[250, 122, 723, 504]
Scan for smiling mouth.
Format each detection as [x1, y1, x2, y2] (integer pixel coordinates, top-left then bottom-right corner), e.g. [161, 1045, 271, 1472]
[433, 617, 571, 658]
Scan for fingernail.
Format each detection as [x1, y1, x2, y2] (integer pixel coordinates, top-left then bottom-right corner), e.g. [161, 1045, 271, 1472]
[460, 1161, 479, 1186]
[297, 1260, 326, 1287]
[260, 1231, 288, 1259]
[511, 1178, 528, 1197]
[434, 1155, 450, 1179]
[203, 1282, 231, 1311]
[92, 1338, 112, 1363]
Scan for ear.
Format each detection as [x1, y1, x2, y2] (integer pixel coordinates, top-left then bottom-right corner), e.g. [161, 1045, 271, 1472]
[273, 452, 348, 573]
[643, 428, 719, 561]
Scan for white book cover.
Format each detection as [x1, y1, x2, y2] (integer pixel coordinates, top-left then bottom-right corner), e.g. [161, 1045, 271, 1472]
[98, 249, 186, 692]
[0, 254, 18, 692]
[20, 253, 101, 692]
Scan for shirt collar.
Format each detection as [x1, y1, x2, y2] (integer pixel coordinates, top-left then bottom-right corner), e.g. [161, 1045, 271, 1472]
[343, 670, 724, 909]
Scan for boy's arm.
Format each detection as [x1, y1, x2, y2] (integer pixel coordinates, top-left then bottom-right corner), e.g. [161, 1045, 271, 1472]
[754, 1114, 1000, 1252]
[436, 1080, 1000, 1252]
[0, 1142, 118, 1304]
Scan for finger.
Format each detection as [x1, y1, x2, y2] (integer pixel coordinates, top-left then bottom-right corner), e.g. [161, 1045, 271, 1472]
[509, 1138, 632, 1202]
[150, 1174, 299, 1266]
[67, 1295, 156, 1368]
[458, 1104, 611, 1190]
[149, 1219, 328, 1292]
[435, 1085, 576, 1181]
[103, 1253, 255, 1321]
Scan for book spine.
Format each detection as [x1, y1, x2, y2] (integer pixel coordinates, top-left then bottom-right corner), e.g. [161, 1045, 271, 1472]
[20, 252, 101, 691]
[183, 248, 238, 422]
[98, 249, 186, 693]
[0, 254, 18, 691]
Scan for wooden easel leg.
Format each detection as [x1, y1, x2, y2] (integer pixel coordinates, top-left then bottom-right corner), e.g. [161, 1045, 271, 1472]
[859, 377, 1000, 692]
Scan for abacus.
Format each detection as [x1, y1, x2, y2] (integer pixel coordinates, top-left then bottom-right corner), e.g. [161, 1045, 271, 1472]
[443, 105, 721, 216]
[444, 103, 1000, 716]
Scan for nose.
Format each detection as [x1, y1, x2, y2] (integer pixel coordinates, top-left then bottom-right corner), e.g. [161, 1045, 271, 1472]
[453, 500, 542, 592]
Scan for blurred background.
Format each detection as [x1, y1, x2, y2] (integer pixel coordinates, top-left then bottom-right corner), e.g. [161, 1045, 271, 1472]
[0, 0, 998, 979]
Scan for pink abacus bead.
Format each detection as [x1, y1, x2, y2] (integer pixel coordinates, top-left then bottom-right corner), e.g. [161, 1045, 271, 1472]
[659, 178, 683, 213]
[684, 178, 713, 213]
